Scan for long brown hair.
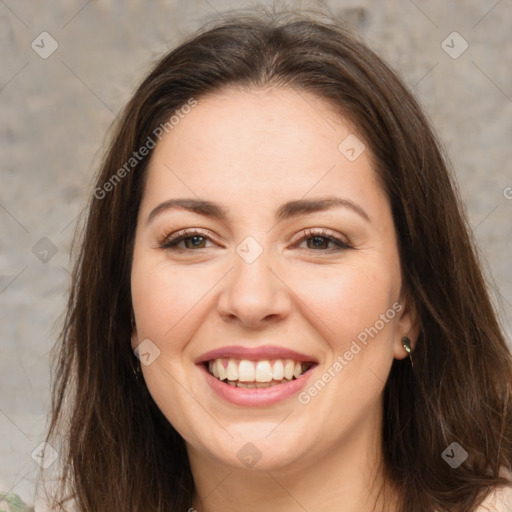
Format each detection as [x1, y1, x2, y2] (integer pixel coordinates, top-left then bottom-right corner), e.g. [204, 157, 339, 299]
[40, 6, 512, 511]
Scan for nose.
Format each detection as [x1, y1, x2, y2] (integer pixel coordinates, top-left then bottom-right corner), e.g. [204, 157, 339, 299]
[216, 247, 292, 329]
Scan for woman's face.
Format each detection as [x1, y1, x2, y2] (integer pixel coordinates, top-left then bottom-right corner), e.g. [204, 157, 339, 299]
[131, 86, 417, 473]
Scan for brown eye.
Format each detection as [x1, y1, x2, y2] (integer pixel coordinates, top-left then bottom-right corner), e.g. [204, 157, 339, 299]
[159, 229, 215, 250]
[296, 228, 352, 252]
[306, 236, 331, 250]
[181, 235, 207, 249]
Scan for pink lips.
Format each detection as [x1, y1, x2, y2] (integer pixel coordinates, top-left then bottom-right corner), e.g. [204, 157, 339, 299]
[195, 345, 317, 407]
[198, 363, 314, 406]
[195, 345, 317, 364]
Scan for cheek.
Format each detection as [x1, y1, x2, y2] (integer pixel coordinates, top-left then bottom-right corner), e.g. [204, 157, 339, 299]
[293, 263, 398, 350]
[131, 259, 213, 433]
[131, 260, 215, 346]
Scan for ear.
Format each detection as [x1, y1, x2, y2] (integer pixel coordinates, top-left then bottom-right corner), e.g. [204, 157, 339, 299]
[393, 287, 420, 360]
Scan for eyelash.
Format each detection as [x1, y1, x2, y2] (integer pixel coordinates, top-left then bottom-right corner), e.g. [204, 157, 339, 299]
[158, 227, 352, 253]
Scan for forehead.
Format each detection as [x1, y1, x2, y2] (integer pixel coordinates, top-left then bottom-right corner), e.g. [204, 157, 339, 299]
[142, 86, 384, 217]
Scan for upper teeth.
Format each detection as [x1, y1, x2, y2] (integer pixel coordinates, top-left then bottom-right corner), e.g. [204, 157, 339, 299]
[208, 358, 309, 382]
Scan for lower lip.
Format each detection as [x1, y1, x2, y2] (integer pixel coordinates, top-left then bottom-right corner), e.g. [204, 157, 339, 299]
[198, 363, 315, 407]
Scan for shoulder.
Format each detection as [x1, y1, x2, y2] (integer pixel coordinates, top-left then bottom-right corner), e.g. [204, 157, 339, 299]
[475, 485, 512, 512]
[475, 468, 512, 512]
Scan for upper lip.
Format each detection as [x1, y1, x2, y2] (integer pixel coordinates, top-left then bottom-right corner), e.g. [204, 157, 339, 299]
[195, 345, 318, 364]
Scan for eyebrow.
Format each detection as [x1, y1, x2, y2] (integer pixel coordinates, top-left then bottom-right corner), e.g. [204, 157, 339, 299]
[146, 196, 370, 225]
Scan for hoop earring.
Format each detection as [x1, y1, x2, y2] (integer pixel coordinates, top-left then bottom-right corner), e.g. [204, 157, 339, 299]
[402, 336, 414, 369]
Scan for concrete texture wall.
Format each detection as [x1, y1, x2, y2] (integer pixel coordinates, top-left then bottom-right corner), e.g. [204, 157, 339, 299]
[1, 0, 511, 509]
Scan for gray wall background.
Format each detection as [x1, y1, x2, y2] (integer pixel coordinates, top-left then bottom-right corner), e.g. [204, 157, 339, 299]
[1, 0, 511, 509]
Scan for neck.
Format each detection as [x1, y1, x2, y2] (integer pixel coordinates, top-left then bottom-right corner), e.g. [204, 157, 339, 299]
[187, 408, 399, 512]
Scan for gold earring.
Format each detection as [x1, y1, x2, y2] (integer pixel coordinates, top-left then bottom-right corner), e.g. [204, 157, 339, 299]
[402, 337, 414, 368]
[132, 358, 142, 379]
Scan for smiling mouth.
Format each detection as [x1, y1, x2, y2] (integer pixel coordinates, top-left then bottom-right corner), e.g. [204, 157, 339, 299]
[204, 358, 316, 389]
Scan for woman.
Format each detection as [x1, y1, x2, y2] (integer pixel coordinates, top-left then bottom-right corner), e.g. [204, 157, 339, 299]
[41, 7, 512, 512]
